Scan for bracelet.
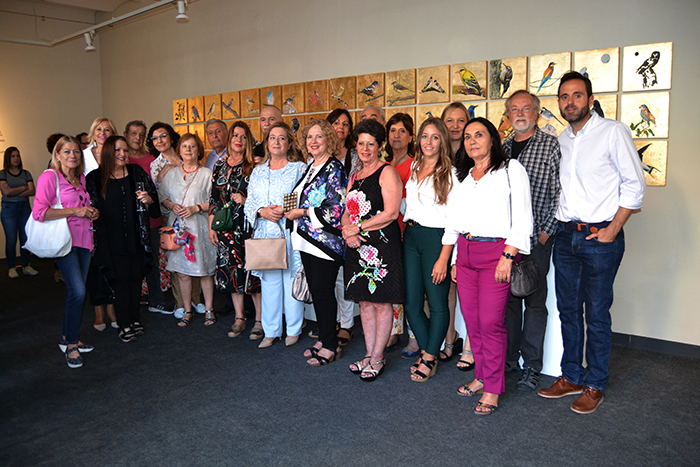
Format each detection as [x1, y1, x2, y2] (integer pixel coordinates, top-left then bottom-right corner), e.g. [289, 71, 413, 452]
[197, 204, 202, 212]
[502, 252, 515, 260]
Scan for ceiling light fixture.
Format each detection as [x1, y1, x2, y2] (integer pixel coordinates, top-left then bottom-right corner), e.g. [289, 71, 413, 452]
[176, 1, 189, 23]
[84, 31, 96, 52]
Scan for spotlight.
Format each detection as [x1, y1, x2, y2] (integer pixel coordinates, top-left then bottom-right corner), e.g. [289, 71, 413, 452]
[84, 31, 96, 52]
[176, 0, 189, 23]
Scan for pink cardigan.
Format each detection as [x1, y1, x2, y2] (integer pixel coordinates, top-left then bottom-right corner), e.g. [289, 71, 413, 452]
[33, 169, 94, 251]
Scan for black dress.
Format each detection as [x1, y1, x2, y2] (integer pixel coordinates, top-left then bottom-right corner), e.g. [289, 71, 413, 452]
[344, 164, 405, 303]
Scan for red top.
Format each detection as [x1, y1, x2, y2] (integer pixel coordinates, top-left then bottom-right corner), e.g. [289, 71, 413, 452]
[394, 157, 414, 231]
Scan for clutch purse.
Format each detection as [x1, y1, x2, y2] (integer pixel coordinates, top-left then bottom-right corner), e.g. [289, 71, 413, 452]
[283, 192, 298, 213]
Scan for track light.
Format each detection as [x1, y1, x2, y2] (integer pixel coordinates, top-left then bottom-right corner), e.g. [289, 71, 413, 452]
[176, 1, 189, 23]
[84, 31, 96, 52]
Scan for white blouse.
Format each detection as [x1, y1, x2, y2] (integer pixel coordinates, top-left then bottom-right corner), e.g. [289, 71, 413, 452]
[442, 160, 533, 255]
[403, 164, 457, 229]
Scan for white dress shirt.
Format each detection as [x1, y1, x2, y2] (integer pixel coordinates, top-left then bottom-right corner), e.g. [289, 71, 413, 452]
[556, 112, 646, 223]
[403, 164, 457, 229]
[83, 145, 99, 175]
[443, 159, 533, 255]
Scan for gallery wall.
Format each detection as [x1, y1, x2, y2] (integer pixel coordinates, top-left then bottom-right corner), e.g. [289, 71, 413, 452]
[2, 0, 699, 347]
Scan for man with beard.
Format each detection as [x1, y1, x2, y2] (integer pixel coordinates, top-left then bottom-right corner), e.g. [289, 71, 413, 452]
[538, 72, 645, 414]
[502, 90, 561, 392]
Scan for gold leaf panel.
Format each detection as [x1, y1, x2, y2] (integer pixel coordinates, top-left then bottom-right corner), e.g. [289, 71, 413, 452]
[187, 96, 204, 123]
[623, 42, 672, 92]
[417, 65, 450, 104]
[330, 76, 357, 110]
[452, 61, 487, 101]
[305, 80, 330, 113]
[357, 73, 385, 108]
[260, 85, 282, 109]
[281, 83, 305, 114]
[635, 140, 667, 186]
[386, 69, 416, 107]
[173, 99, 187, 125]
[489, 57, 527, 100]
[221, 92, 240, 120]
[529, 52, 571, 97]
[188, 124, 205, 148]
[574, 47, 619, 93]
[415, 104, 448, 130]
[204, 94, 222, 121]
[621, 92, 669, 138]
[385, 107, 416, 126]
[240, 89, 260, 118]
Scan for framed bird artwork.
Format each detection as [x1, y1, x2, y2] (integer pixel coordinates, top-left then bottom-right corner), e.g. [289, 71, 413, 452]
[240, 88, 260, 118]
[330, 76, 357, 110]
[386, 69, 416, 107]
[574, 47, 620, 93]
[623, 42, 673, 92]
[634, 140, 667, 186]
[204, 94, 222, 121]
[417, 65, 450, 104]
[173, 99, 187, 125]
[283, 115, 305, 137]
[488, 57, 527, 100]
[305, 80, 330, 113]
[281, 83, 305, 115]
[188, 124, 205, 147]
[529, 52, 571, 97]
[187, 96, 204, 124]
[220, 91, 241, 120]
[260, 85, 282, 109]
[452, 61, 487, 101]
[357, 73, 385, 107]
[385, 106, 416, 126]
[487, 104, 513, 141]
[621, 91, 669, 138]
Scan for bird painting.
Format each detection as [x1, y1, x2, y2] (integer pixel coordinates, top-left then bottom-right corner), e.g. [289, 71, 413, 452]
[499, 63, 513, 96]
[359, 80, 380, 97]
[245, 95, 258, 115]
[636, 143, 658, 174]
[222, 99, 239, 118]
[267, 91, 274, 106]
[591, 100, 604, 118]
[191, 105, 200, 122]
[331, 83, 349, 108]
[636, 51, 660, 89]
[291, 117, 300, 134]
[497, 114, 512, 139]
[579, 67, 589, 79]
[639, 104, 656, 128]
[309, 90, 326, 104]
[536, 62, 555, 93]
[540, 107, 564, 126]
[456, 67, 483, 96]
[391, 81, 413, 94]
[420, 76, 446, 94]
[283, 96, 297, 114]
[207, 103, 216, 118]
[425, 111, 434, 118]
[467, 105, 476, 120]
[541, 124, 558, 138]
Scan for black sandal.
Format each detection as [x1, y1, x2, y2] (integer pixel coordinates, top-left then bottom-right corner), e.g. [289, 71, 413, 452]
[178, 311, 194, 327]
[411, 357, 437, 382]
[439, 336, 463, 362]
[360, 359, 386, 382]
[307, 348, 341, 367]
[204, 311, 216, 326]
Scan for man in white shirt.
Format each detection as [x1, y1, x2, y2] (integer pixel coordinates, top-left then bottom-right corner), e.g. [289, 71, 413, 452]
[538, 72, 646, 414]
[502, 90, 562, 392]
[204, 119, 228, 170]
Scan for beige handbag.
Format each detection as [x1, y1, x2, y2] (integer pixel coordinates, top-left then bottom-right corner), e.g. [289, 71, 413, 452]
[245, 220, 288, 270]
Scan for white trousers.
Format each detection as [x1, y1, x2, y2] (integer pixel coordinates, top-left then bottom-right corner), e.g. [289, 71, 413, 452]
[259, 269, 304, 338]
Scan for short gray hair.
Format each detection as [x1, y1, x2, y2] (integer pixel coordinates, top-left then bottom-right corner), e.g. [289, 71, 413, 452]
[505, 90, 540, 116]
[361, 105, 386, 124]
[205, 119, 227, 132]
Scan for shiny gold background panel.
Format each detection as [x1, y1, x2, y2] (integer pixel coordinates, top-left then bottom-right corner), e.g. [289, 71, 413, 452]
[220, 91, 240, 120]
[240, 89, 260, 118]
[281, 83, 305, 115]
[385, 106, 415, 125]
[489, 57, 527, 100]
[204, 94, 222, 121]
[330, 76, 357, 110]
[386, 69, 416, 107]
[187, 96, 204, 123]
[415, 104, 448, 130]
[635, 140, 667, 186]
[574, 47, 620, 93]
[452, 61, 487, 101]
[357, 73, 385, 108]
[305, 80, 330, 113]
[417, 65, 450, 104]
[260, 85, 282, 109]
[621, 91, 669, 138]
[530, 52, 571, 97]
[173, 99, 187, 125]
[487, 103, 512, 140]
[623, 42, 673, 92]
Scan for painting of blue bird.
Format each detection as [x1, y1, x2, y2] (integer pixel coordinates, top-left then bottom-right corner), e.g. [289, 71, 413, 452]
[267, 91, 275, 106]
[283, 96, 297, 114]
[191, 105, 200, 122]
[536, 62, 555, 93]
[467, 105, 476, 120]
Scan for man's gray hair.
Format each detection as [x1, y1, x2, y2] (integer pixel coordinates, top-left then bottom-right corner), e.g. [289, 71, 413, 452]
[205, 119, 228, 131]
[504, 90, 540, 116]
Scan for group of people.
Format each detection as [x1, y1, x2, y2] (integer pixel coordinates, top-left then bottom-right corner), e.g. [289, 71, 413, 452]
[7, 71, 645, 416]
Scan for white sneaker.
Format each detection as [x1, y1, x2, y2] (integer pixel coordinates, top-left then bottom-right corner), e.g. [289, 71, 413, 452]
[195, 303, 206, 314]
[23, 265, 39, 276]
[8, 268, 19, 279]
[174, 308, 185, 319]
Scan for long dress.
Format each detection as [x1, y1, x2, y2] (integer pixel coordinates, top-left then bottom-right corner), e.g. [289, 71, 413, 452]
[344, 164, 405, 304]
[210, 158, 261, 294]
[159, 166, 216, 277]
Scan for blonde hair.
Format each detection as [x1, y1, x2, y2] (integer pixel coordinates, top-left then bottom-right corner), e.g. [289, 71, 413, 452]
[51, 136, 85, 176]
[263, 121, 305, 164]
[299, 119, 341, 160]
[412, 118, 453, 205]
[87, 117, 117, 145]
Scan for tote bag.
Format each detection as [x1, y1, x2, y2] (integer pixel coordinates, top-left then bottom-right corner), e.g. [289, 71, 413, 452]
[24, 170, 72, 258]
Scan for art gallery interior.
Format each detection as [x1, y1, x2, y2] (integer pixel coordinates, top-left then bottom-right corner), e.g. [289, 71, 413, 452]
[0, 0, 698, 352]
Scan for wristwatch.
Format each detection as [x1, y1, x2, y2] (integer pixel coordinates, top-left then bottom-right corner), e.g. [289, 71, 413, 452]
[502, 252, 515, 260]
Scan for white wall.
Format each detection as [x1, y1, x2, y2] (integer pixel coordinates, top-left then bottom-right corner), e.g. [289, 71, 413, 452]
[3, 0, 699, 347]
[0, 0, 103, 258]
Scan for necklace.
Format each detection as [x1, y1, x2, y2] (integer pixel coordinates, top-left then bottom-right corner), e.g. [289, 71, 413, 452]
[356, 162, 382, 189]
[182, 164, 200, 180]
[110, 166, 126, 179]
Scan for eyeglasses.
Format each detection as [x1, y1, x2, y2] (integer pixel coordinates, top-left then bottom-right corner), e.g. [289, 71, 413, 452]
[151, 133, 169, 141]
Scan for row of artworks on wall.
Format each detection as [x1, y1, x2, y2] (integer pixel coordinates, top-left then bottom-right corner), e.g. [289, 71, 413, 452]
[173, 42, 672, 186]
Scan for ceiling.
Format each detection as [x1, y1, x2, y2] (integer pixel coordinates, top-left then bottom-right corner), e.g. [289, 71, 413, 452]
[32, 0, 149, 13]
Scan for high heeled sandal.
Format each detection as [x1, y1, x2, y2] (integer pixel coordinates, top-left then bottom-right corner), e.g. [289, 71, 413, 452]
[458, 379, 484, 397]
[337, 327, 353, 346]
[360, 359, 386, 382]
[457, 349, 475, 372]
[439, 336, 463, 362]
[249, 320, 264, 340]
[307, 348, 341, 367]
[349, 355, 371, 374]
[411, 357, 437, 382]
[203, 311, 216, 326]
[178, 311, 194, 327]
[228, 317, 247, 337]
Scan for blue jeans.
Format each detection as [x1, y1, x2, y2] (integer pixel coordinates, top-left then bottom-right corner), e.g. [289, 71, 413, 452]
[1, 201, 32, 269]
[553, 225, 625, 391]
[55, 247, 92, 344]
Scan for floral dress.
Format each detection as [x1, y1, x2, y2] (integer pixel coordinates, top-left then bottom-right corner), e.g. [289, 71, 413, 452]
[344, 164, 405, 304]
[210, 159, 261, 294]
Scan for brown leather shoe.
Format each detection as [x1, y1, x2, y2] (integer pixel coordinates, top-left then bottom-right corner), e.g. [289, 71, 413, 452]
[571, 387, 604, 414]
[537, 376, 584, 399]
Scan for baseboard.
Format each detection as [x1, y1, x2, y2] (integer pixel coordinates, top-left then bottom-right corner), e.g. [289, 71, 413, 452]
[612, 332, 700, 359]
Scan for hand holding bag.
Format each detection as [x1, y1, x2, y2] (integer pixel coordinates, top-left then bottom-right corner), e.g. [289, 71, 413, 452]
[24, 170, 73, 258]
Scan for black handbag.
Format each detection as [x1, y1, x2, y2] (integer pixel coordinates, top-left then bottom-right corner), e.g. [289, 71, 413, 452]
[510, 258, 539, 297]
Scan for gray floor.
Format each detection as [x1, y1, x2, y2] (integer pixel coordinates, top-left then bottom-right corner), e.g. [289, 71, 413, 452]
[1, 258, 699, 467]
